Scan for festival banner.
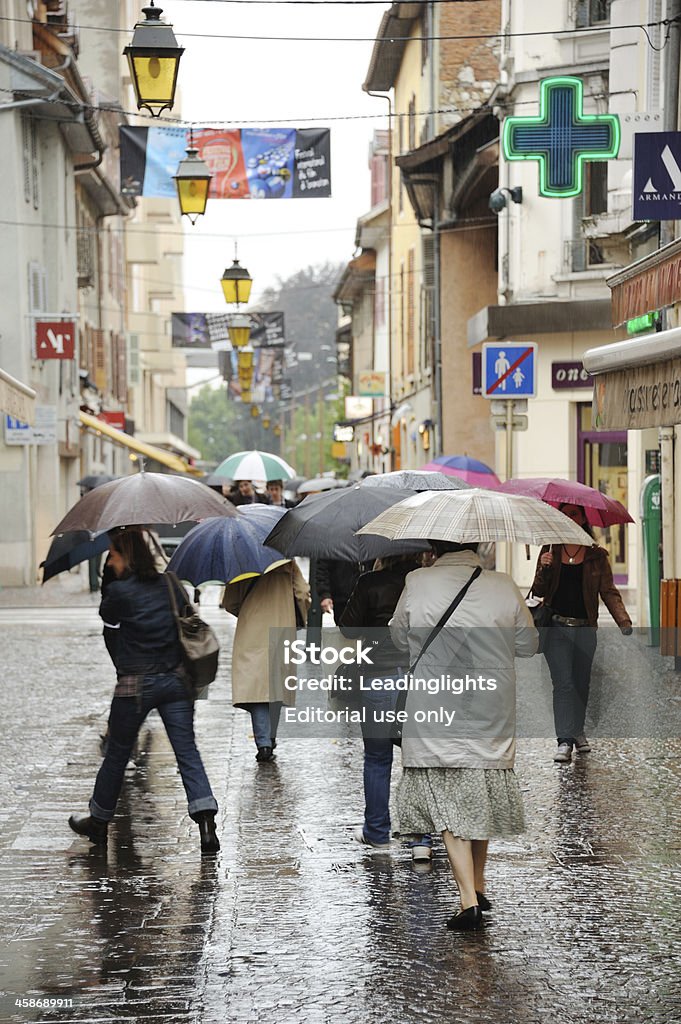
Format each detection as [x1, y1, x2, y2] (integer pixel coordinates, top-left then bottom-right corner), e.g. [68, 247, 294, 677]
[121, 127, 331, 199]
[171, 312, 285, 348]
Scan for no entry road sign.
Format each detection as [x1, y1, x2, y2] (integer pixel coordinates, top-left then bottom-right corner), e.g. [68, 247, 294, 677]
[482, 343, 537, 398]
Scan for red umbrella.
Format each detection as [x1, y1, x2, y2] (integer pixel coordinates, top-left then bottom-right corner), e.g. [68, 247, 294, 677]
[496, 478, 634, 527]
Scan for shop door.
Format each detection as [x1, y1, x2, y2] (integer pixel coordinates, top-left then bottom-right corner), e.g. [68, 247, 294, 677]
[577, 404, 628, 583]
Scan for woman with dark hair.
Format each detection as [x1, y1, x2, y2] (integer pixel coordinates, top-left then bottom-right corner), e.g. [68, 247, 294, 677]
[69, 530, 220, 853]
[531, 502, 632, 764]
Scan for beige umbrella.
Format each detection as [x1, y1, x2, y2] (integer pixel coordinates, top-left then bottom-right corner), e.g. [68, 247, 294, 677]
[356, 488, 594, 546]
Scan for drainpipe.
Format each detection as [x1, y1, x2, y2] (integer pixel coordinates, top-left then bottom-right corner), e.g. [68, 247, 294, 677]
[365, 89, 394, 468]
[432, 185, 442, 455]
[660, 0, 681, 580]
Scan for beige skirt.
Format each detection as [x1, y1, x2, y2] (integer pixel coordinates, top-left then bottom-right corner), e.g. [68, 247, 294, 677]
[397, 766, 525, 841]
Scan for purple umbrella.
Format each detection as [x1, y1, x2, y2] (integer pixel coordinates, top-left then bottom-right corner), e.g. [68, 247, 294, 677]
[496, 478, 634, 527]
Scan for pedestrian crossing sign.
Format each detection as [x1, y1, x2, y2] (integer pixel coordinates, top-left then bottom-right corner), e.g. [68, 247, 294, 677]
[482, 343, 537, 398]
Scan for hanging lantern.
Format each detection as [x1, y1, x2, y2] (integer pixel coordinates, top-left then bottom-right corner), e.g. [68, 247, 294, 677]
[221, 258, 253, 305]
[123, 2, 184, 117]
[262, 414, 271, 429]
[237, 345, 255, 370]
[241, 389, 253, 403]
[173, 146, 212, 223]
[227, 313, 252, 348]
[273, 424, 282, 437]
[251, 404, 260, 418]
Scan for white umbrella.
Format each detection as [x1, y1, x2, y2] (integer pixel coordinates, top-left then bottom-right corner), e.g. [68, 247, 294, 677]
[360, 469, 471, 491]
[356, 488, 594, 546]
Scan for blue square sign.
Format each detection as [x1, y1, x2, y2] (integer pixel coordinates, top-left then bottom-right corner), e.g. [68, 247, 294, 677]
[633, 131, 681, 221]
[482, 343, 536, 398]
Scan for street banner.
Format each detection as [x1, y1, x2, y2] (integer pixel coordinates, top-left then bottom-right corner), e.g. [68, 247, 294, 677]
[633, 131, 681, 220]
[121, 126, 331, 199]
[171, 312, 285, 348]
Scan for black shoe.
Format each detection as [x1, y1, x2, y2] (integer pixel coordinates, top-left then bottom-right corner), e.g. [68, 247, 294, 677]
[68, 813, 108, 845]
[256, 746, 274, 762]
[194, 811, 220, 854]
[447, 906, 483, 931]
[476, 891, 492, 911]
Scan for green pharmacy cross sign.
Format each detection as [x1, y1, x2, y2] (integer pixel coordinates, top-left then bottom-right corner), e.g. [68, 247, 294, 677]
[502, 77, 620, 198]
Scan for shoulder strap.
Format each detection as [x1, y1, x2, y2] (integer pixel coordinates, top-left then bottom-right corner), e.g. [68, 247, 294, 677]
[409, 566, 482, 675]
[165, 571, 191, 619]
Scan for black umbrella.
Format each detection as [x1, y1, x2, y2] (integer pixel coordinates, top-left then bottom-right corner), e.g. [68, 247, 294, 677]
[40, 530, 111, 584]
[263, 484, 430, 561]
[77, 474, 119, 491]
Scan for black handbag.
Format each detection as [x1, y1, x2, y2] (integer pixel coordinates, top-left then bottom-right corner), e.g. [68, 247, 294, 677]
[526, 591, 552, 652]
[391, 567, 482, 746]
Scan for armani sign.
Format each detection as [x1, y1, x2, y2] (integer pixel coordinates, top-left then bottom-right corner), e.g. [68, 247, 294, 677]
[633, 131, 681, 220]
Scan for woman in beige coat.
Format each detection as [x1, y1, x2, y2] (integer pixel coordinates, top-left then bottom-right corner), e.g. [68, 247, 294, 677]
[222, 561, 310, 761]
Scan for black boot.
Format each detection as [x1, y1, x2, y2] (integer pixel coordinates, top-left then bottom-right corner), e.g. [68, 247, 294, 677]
[195, 811, 220, 854]
[68, 813, 108, 845]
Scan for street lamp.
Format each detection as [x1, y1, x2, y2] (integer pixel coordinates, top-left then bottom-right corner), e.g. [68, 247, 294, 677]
[173, 141, 212, 223]
[221, 258, 253, 306]
[262, 414, 271, 429]
[228, 313, 252, 348]
[237, 345, 255, 370]
[124, 2, 184, 117]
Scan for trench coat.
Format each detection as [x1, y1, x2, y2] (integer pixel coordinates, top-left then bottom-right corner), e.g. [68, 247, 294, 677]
[222, 561, 311, 707]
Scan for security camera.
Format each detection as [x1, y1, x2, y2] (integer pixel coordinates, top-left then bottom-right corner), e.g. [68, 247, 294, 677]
[489, 188, 508, 213]
[489, 186, 523, 213]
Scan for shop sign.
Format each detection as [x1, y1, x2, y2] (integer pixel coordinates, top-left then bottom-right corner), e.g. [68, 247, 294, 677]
[35, 321, 75, 360]
[333, 423, 354, 443]
[357, 371, 387, 397]
[4, 404, 57, 445]
[551, 362, 591, 389]
[633, 131, 681, 221]
[344, 396, 373, 420]
[592, 357, 681, 429]
[98, 411, 126, 431]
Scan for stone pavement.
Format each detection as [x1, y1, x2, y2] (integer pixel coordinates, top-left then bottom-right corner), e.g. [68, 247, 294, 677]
[0, 585, 681, 1023]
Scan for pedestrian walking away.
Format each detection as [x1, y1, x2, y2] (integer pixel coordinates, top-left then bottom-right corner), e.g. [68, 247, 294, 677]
[68, 529, 220, 854]
[222, 560, 310, 762]
[390, 541, 538, 931]
[530, 503, 632, 765]
[339, 554, 425, 858]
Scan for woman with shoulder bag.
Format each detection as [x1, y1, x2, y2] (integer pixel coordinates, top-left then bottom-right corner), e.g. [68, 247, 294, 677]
[531, 503, 632, 765]
[69, 529, 220, 853]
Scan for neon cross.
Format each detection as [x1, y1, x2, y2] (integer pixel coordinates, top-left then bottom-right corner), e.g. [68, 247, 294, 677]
[502, 76, 620, 198]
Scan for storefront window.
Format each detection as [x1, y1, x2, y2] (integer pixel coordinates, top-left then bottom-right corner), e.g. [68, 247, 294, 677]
[578, 404, 628, 582]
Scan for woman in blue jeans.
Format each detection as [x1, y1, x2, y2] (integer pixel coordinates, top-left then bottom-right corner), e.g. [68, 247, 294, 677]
[69, 530, 219, 853]
[340, 554, 429, 858]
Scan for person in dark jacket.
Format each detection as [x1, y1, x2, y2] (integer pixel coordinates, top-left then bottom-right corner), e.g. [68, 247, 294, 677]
[68, 530, 220, 853]
[316, 558, 365, 624]
[531, 502, 632, 765]
[226, 479, 271, 507]
[339, 554, 424, 855]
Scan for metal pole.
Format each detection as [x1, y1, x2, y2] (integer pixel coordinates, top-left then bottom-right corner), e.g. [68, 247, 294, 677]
[660, 0, 681, 583]
[505, 399, 514, 574]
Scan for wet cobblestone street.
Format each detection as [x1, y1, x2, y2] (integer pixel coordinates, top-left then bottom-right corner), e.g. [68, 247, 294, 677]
[1, 583, 681, 1023]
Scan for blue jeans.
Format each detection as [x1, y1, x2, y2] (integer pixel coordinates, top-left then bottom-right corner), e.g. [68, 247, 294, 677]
[243, 701, 283, 748]
[360, 677, 398, 845]
[90, 672, 218, 822]
[544, 625, 597, 743]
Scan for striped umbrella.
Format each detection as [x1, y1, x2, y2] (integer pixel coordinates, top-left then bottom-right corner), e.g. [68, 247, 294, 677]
[357, 489, 594, 546]
[213, 450, 296, 482]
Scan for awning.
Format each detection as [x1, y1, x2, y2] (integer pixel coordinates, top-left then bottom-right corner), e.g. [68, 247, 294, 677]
[79, 411, 202, 475]
[583, 325, 681, 430]
[0, 368, 36, 424]
[468, 299, 613, 346]
[607, 237, 681, 326]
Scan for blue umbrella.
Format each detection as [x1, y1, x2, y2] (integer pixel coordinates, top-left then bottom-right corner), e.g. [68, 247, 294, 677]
[167, 506, 289, 586]
[40, 530, 111, 584]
